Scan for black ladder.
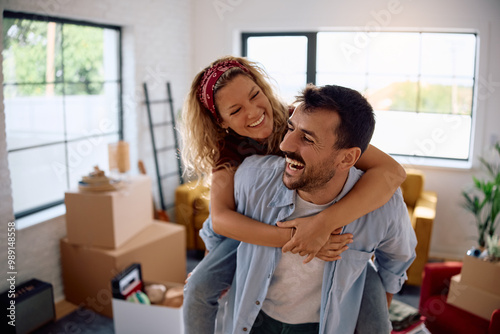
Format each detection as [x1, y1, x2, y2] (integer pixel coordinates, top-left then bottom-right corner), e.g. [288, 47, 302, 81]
[143, 82, 184, 212]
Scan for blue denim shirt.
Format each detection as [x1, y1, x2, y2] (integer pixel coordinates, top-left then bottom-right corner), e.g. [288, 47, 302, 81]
[199, 215, 224, 252]
[200, 155, 416, 333]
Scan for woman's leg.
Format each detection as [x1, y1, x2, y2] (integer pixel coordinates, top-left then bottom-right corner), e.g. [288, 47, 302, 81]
[183, 238, 240, 334]
[354, 261, 393, 334]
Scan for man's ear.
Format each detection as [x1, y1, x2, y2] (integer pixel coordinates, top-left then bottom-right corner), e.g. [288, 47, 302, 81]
[337, 147, 361, 171]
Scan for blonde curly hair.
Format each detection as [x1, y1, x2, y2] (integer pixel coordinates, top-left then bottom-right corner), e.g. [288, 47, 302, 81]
[180, 56, 288, 181]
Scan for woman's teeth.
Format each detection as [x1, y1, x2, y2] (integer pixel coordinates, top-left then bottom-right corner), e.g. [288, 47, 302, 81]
[286, 157, 304, 170]
[249, 114, 265, 127]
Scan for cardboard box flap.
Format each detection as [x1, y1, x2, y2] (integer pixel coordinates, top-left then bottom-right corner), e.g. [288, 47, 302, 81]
[107, 222, 185, 256]
[447, 274, 500, 321]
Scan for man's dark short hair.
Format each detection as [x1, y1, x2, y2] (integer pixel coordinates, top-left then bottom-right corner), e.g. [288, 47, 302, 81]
[295, 84, 375, 154]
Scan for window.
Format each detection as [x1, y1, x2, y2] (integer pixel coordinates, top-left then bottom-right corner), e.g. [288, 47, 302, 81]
[242, 31, 477, 164]
[2, 11, 122, 221]
[243, 32, 315, 103]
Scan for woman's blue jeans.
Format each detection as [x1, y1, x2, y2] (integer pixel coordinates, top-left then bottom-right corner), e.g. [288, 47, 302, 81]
[183, 238, 240, 334]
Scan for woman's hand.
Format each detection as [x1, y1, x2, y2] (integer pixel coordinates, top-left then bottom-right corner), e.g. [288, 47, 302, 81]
[278, 214, 354, 263]
[278, 214, 336, 263]
[315, 230, 353, 262]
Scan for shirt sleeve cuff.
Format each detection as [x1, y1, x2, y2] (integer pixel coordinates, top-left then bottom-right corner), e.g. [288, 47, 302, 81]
[374, 259, 409, 294]
[199, 215, 225, 251]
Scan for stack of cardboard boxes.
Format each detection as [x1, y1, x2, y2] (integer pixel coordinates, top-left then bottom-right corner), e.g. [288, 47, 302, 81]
[60, 175, 186, 318]
[447, 255, 500, 320]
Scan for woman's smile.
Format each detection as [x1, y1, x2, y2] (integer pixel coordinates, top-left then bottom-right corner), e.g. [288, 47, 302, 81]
[216, 74, 274, 140]
[249, 113, 265, 127]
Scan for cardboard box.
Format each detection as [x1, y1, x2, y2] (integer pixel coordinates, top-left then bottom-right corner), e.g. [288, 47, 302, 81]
[447, 274, 500, 320]
[112, 282, 183, 334]
[65, 175, 153, 249]
[60, 221, 186, 317]
[460, 255, 500, 295]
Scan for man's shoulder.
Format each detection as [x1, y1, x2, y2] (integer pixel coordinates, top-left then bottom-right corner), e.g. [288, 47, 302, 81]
[238, 155, 284, 172]
[368, 187, 408, 221]
[234, 155, 284, 190]
[346, 167, 407, 218]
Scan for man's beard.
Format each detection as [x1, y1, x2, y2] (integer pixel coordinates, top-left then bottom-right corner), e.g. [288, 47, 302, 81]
[282, 152, 338, 192]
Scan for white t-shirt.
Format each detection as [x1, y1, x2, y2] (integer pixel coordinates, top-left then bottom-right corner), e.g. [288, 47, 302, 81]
[261, 192, 336, 324]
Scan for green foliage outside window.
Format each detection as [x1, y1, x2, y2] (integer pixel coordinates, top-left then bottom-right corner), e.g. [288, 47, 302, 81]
[60, 24, 104, 95]
[2, 18, 104, 97]
[369, 80, 473, 115]
[2, 19, 47, 95]
[418, 83, 473, 115]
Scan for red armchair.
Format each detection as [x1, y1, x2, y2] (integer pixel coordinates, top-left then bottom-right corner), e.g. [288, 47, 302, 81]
[419, 262, 500, 334]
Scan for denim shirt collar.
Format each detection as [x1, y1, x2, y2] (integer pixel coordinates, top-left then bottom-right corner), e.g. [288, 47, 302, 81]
[268, 182, 295, 208]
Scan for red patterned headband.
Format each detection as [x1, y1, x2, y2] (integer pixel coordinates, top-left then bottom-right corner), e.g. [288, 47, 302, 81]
[197, 60, 251, 122]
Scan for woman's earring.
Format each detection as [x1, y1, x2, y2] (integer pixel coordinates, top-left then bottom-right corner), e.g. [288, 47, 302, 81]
[225, 128, 229, 134]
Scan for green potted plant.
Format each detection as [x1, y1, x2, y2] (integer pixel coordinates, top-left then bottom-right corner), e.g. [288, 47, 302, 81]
[462, 142, 500, 248]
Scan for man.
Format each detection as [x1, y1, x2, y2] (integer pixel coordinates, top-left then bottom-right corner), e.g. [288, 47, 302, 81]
[226, 84, 417, 333]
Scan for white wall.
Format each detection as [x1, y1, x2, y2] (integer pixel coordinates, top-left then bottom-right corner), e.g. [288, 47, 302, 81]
[0, 0, 192, 300]
[191, 0, 500, 259]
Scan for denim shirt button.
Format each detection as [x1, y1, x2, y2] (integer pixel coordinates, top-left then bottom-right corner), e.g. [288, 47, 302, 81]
[243, 327, 248, 332]
[255, 300, 260, 305]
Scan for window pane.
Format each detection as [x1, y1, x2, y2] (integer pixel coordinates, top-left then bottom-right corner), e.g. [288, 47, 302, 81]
[419, 77, 474, 115]
[317, 32, 368, 74]
[8, 144, 67, 213]
[103, 28, 120, 81]
[246, 30, 477, 163]
[4, 83, 65, 150]
[65, 82, 120, 140]
[421, 33, 476, 77]
[371, 111, 471, 160]
[2, 18, 54, 84]
[63, 81, 104, 95]
[316, 73, 366, 94]
[62, 24, 106, 83]
[247, 36, 307, 103]
[367, 33, 420, 75]
[267, 72, 306, 102]
[67, 134, 119, 189]
[366, 75, 419, 111]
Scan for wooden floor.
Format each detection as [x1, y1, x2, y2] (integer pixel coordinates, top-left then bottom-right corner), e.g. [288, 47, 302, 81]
[55, 299, 79, 320]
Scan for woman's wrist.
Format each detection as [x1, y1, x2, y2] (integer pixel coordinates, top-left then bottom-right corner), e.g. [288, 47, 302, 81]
[315, 209, 343, 232]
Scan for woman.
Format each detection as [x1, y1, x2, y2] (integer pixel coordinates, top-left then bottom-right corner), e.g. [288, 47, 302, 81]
[181, 56, 404, 333]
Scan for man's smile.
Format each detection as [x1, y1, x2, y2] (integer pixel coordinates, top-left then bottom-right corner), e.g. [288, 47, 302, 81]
[286, 156, 305, 171]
